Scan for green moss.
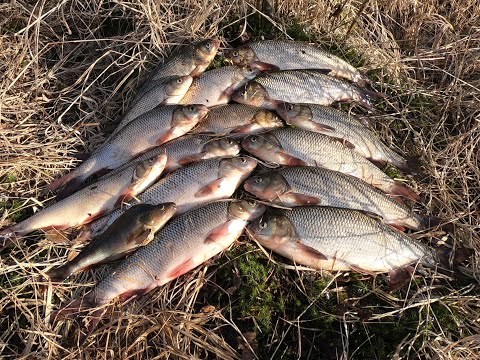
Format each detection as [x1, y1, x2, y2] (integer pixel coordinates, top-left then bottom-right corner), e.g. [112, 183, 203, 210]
[0, 200, 28, 223]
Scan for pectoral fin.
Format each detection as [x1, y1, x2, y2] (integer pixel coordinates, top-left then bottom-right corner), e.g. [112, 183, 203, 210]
[277, 152, 308, 166]
[178, 153, 207, 166]
[194, 178, 225, 198]
[285, 192, 321, 205]
[204, 222, 231, 244]
[295, 240, 328, 260]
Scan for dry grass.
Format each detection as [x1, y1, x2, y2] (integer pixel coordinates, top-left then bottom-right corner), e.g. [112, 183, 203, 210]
[0, 0, 479, 358]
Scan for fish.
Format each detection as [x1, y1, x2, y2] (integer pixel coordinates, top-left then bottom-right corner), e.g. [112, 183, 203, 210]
[0, 155, 167, 245]
[46, 105, 208, 196]
[190, 104, 284, 136]
[241, 129, 420, 201]
[276, 103, 420, 174]
[111, 76, 193, 137]
[224, 40, 370, 86]
[104, 134, 241, 177]
[55, 199, 266, 345]
[247, 206, 439, 274]
[244, 167, 438, 231]
[46, 203, 177, 283]
[139, 38, 220, 94]
[86, 156, 257, 238]
[231, 70, 381, 110]
[178, 66, 260, 107]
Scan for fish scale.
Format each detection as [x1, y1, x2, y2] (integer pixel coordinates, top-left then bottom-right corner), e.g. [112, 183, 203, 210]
[254, 70, 369, 106]
[250, 206, 437, 273]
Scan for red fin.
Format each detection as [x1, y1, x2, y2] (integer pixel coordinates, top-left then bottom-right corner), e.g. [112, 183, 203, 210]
[167, 259, 193, 280]
[253, 61, 280, 71]
[278, 152, 308, 166]
[295, 240, 328, 260]
[388, 224, 406, 232]
[156, 129, 176, 145]
[84, 210, 106, 225]
[194, 178, 224, 198]
[230, 123, 259, 134]
[286, 192, 321, 205]
[388, 266, 415, 291]
[204, 222, 231, 244]
[177, 153, 206, 166]
[390, 182, 420, 202]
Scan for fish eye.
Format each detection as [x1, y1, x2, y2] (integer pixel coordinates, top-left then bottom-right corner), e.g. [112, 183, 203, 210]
[232, 50, 239, 57]
[259, 222, 267, 229]
[286, 103, 294, 111]
[205, 42, 212, 49]
[240, 158, 247, 163]
[250, 136, 258, 143]
[189, 106, 196, 112]
[227, 138, 234, 145]
[158, 205, 165, 210]
[176, 78, 183, 84]
[254, 177, 263, 183]
[248, 200, 256, 206]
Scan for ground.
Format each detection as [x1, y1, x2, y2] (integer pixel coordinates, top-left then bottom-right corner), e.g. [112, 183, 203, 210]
[0, 0, 479, 359]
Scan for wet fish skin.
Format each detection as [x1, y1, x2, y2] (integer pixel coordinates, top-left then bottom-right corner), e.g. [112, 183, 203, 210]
[241, 129, 419, 201]
[56, 199, 266, 344]
[247, 206, 438, 273]
[87, 156, 257, 238]
[179, 66, 260, 107]
[46, 202, 177, 282]
[0, 155, 167, 244]
[231, 70, 379, 110]
[102, 135, 241, 177]
[225, 40, 369, 86]
[112, 76, 193, 136]
[47, 105, 208, 196]
[244, 166, 430, 230]
[140, 38, 220, 93]
[276, 103, 420, 173]
[191, 104, 284, 136]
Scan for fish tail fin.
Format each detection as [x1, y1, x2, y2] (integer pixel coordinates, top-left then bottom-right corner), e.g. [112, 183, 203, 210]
[390, 181, 421, 202]
[435, 245, 474, 274]
[46, 263, 75, 283]
[355, 73, 372, 87]
[419, 215, 455, 233]
[393, 155, 423, 175]
[355, 87, 384, 110]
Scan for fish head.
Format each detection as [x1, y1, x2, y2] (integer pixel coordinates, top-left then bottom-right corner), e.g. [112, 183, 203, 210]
[203, 137, 241, 158]
[139, 202, 177, 229]
[164, 75, 194, 97]
[192, 38, 220, 74]
[219, 156, 257, 178]
[228, 199, 266, 221]
[174, 104, 209, 128]
[253, 109, 284, 129]
[241, 133, 281, 156]
[230, 67, 260, 87]
[224, 46, 256, 67]
[231, 81, 269, 108]
[243, 172, 289, 201]
[131, 154, 168, 189]
[276, 102, 312, 125]
[247, 215, 295, 250]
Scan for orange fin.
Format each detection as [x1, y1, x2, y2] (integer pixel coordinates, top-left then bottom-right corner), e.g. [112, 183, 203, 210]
[286, 192, 321, 205]
[194, 178, 224, 198]
[295, 240, 328, 260]
[156, 128, 177, 145]
[167, 259, 193, 280]
[252, 61, 280, 71]
[278, 152, 308, 166]
[388, 224, 406, 232]
[204, 221, 231, 244]
[177, 153, 207, 166]
[390, 182, 420, 202]
[302, 121, 336, 133]
[45, 171, 78, 193]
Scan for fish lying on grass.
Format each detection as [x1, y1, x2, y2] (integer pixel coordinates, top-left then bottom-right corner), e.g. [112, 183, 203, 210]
[191, 104, 284, 136]
[46, 203, 177, 283]
[231, 70, 381, 110]
[225, 40, 371, 86]
[47, 105, 208, 197]
[247, 206, 440, 275]
[139, 38, 220, 94]
[55, 199, 266, 345]
[0, 155, 167, 246]
[103, 135, 241, 177]
[241, 129, 419, 201]
[244, 167, 440, 231]
[179, 66, 259, 107]
[111, 75, 193, 136]
[276, 103, 421, 174]
[87, 157, 257, 238]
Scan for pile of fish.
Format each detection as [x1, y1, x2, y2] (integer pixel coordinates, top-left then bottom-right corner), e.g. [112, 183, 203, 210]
[0, 38, 467, 344]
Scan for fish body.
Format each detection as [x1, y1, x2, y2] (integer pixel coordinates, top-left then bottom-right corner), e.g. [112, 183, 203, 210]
[46, 203, 177, 282]
[244, 167, 429, 230]
[0, 156, 167, 243]
[247, 206, 437, 273]
[191, 104, 284, 136]
[225, 40, 369, 86]
[179, 66, 259, 107]
[111, 76, 193, 136]
[241, 129, 419, 201]
[231, 70, 379, 110]
[58, 200, 266, 343]
[139, 38, 220, 94]
[103, 135, 241, 177]
[47, 105, 207, 196]
[277, 103, 419, 173]
[88, 156, 257, 237]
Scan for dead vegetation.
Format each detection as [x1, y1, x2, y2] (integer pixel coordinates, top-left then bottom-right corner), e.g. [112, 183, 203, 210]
[0, 0, 479, 358]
